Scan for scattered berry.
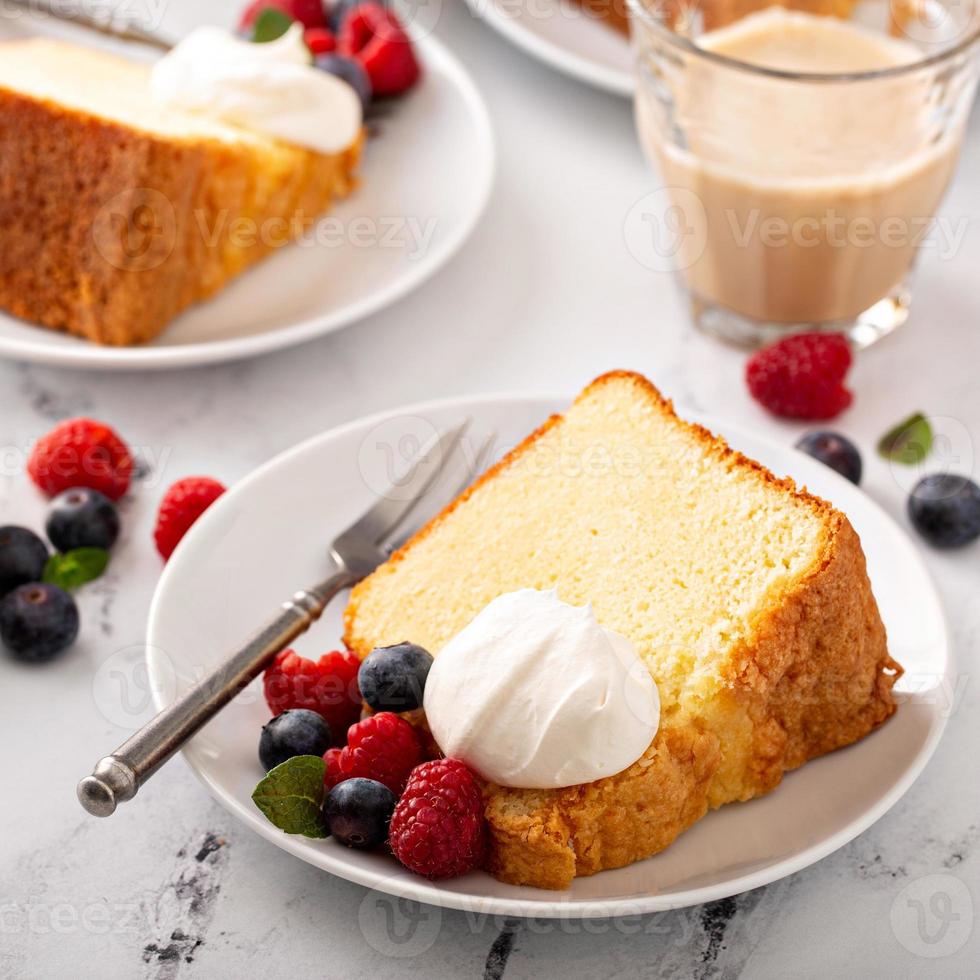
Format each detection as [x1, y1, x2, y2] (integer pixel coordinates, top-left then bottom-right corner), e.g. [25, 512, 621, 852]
[746, 334, 853, 420]
[795, 431, 863, 485]
[323, 747, 344, 788]
[328, 0, 361, 32]
[264, 648, 361, 741]
[0, 527, 49, 598]
[259, 709, 333, 771]
[314, 53, 372, 110]
[238, 0, 326, 31]
[0, 583, 79, 662]
[338, 3, 420, 97]
[336, 712, 421, 793]
[304, 25, 336, 54]
[908, 474, 980, 548]
[153, 477, 226, 560]
[358, 641, 433, 712]
[46, 488, 120, 552]
[28, 418, 133, 501]
[389, 759, 486, 879]
[323, 777, 395, 848]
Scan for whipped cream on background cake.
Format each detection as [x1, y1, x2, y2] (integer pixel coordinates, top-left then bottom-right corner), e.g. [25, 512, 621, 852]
[423, 589, 661, 789]
[151, 25, 362, 154]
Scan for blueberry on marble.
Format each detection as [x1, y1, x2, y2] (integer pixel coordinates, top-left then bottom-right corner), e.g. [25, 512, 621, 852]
[795, 431, 862, 485]
[358, 642, 433, 712]
[46, 487, 120, 552]
[259, 709, 332, 771]
[323, 777, 395, 849]
[0, 582, 79, 662]
[0, 526, 48, 598]
[908, 474, 980, 548]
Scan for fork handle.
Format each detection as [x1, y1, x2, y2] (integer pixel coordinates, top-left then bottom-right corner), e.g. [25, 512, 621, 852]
[77, 568, 356, 817]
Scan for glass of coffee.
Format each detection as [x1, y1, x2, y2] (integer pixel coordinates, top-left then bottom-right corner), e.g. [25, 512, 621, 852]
[628, 0, 980, 347]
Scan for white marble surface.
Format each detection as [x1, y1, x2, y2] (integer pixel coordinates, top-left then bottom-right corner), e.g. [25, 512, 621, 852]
[1, 0, 979, 977]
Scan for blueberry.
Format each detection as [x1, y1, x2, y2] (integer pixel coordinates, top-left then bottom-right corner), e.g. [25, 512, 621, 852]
[0, 583, 79, 662]
[259, 709, 332, 771]
[46, 487, 120, 553]
[358, 642, 433, 712]
[314, 54, 372, 110]
[908, 474, 980, 548]
[0, 526, 49, 598]
[327, 0, 366, 33]
[323, 777, 395, 848]
[795, 430, 862, 485]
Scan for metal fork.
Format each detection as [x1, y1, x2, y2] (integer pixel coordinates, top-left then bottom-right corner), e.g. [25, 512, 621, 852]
[78, 421, 492, 817]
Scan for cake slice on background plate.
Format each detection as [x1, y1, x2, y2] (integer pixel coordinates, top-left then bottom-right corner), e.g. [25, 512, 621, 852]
[344, 371, 901, 890]
[0, 36, 363, 346]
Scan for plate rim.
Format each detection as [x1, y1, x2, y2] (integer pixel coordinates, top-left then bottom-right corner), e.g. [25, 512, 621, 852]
[462, 0, 634, 97]
[0, 31, 496, 371]
[147, 389, 952, 918]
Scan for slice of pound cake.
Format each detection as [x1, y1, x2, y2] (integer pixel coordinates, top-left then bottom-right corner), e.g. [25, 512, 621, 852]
[0, 39, 363, 346]
[344, 371, 901, 889]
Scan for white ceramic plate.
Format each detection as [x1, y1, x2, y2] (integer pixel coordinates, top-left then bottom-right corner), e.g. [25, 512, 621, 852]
[147, 393, 950, 918]
[0, 17, 494, 371]
[463, 0, 633, 96]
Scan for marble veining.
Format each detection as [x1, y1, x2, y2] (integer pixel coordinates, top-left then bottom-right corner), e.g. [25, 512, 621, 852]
[0, 0, 978, 977]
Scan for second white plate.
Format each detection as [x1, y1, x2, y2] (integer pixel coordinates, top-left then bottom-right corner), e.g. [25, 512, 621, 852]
[0, 17, 495, 370]
[463, 0, 633, 96]
[146, 392, 950, 918]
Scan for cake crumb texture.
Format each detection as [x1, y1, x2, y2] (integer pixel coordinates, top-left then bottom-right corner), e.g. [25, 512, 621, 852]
[345, 372, 900, 889]
[0, 39, 362, 346]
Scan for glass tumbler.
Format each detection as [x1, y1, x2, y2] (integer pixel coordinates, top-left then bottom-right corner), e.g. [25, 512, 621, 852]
[628, 0, 980, 347]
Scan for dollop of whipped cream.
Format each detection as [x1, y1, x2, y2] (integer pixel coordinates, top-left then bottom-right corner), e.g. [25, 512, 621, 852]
[150, 25, 362, 154]
[423, 589, 660, 789]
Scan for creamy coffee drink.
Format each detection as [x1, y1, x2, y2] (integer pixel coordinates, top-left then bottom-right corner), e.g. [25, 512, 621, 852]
[634, 7, 973, 330]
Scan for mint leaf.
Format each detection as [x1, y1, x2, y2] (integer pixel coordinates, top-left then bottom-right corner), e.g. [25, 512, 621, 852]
[42, 548, 109, 591]
[252, 756, 328, 838]
[251, 8, 294, 43]
[878, 412, 933, 465]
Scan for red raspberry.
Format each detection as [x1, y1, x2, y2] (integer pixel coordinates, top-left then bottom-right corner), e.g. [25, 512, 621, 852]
[338, 4, 420, 97]
[336, 712, 421, 793]
[238, 0, 326, 31]
[389, 759, 487, 879]
[153, 477, 226, 560]
[28, 418, 133, 500]
[746, 333, 854, 420]
[304, 26, 336, 54]
[323, 747, 344, 788]
[264, 648, 361, 742]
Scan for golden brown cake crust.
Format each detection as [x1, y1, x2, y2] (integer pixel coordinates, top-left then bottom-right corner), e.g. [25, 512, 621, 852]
[344, 371, 901, 889]
[0, 73, 362, 346]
